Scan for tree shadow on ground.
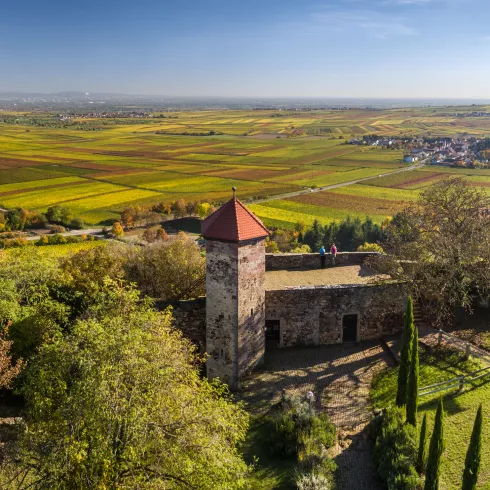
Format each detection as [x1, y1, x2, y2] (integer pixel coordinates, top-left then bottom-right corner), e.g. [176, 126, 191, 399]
[239, 340, 387, 419]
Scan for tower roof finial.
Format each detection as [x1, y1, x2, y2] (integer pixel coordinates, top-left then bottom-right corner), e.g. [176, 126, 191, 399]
[232, 186, 237, 199]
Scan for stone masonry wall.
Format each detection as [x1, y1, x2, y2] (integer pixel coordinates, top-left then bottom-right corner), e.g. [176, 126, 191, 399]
[171, 297, 206, 351]
[265, 252, 380, 270]
[265, 282, 407, 347]
[237, 239, 266, 378]
[205, 240, 239, 388]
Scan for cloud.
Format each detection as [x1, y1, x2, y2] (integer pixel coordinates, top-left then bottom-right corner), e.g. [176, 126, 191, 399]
[312, 10, 417, 39]
[481, 35, 490, 41]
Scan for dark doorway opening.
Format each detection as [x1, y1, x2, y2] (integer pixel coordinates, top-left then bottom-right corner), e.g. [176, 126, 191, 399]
[342, 314, 358, 343]
[265, 320, 281, 349]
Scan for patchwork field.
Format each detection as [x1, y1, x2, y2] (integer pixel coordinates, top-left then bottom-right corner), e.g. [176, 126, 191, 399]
[2, 107, 490, 225]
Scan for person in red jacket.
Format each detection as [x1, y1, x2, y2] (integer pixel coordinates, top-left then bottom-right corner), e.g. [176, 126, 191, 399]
[330, 243, 337, 266]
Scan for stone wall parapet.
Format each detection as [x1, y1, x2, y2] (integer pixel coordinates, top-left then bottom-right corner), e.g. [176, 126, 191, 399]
[265, 252, 380, 270]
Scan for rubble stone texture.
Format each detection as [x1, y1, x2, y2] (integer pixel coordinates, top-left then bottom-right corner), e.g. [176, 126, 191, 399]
[205, 238, 266, 389]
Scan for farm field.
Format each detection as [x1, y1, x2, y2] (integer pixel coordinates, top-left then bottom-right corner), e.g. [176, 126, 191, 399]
[2, 107, 490, 225]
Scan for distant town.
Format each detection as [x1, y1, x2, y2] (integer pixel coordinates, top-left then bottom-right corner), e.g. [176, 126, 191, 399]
[349, 135, 490, 168]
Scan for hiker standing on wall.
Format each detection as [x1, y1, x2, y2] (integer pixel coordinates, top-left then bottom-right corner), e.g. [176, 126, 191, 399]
[319, 245, 326, 269]
[330, 243, 337, 266]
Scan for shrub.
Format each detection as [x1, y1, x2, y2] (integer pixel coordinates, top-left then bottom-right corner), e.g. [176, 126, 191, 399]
[269, 394, 336, 479]
[69, 217, 84, 229]
[357, 242, 384, 253]
[50, 224, 66, 234]
[295, 472, 332, 490]
[373, 407, 422, 490]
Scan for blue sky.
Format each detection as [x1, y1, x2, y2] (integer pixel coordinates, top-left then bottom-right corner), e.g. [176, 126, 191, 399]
[1, 0, 490, 97]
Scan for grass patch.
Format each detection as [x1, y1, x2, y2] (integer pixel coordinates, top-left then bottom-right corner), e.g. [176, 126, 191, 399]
[371, 344, 490, 490]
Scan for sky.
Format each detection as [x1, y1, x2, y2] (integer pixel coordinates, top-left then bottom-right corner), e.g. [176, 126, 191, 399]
[1, 0, 490, 98]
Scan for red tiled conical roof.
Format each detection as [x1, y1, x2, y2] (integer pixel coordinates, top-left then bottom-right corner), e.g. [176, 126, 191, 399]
[201, 197, 269, 242]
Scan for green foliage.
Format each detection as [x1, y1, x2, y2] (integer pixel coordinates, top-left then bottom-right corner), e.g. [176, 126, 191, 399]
[17, 283, 249, 489]
[417, 414, 428, 474]
[45, 205, 73, 227]
[303, 216, 383, 252]
[373, 407, 422, 490]
[267, 394, 336, 487]
[462, 404, 483, 490]
[425, 398, 445, 490]
[406, 323, 419, 426]
[357, 242, 384, 253]
[397, 297, 415, 407]
[269, 394, 335, 458]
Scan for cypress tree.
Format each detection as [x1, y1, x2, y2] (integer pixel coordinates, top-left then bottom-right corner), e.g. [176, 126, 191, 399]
[424, 398, 445, 490]
[462, 404, 483, 490]
[396, 296, 414, 406]
[417, 413, 428, 474]
[406, 324, 419, 426]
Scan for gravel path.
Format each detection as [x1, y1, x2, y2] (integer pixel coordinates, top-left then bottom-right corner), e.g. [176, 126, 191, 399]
[241, 342, 389, 489]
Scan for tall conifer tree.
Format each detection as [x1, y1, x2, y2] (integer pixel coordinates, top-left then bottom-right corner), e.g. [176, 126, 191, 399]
[462, 404, 483, 490]
[397, 296, 414, 406]
[406, 323, 419, 426]
[424, 398, 445, 490]
[417, 413, 428, 474]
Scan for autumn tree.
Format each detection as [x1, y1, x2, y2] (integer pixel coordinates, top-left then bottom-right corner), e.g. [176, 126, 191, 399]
[143, 227, 157, 243]
[16, 284, 249, 489]
[377, 178, 490, 325]
[120, 207, 135, 229]
[111, 221, 124, 237]
[155, 227, 168, 241]
[196, 202, 211, 219]
[171, 199, 187, 219]
[186, 201, 197, 216]
[0, 329, 22, 389]
[124, 233, 205, 302]
[152, 202, 171, 215]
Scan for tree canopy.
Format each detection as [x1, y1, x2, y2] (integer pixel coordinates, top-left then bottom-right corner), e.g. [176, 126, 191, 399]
[377, 178, 490, 324]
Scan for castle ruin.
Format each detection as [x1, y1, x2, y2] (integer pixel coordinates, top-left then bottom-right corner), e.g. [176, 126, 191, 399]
[175, 193, 407, 389]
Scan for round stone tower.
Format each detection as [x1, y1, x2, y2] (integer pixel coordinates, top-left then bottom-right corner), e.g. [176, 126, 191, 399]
[201, 190, 269, 390]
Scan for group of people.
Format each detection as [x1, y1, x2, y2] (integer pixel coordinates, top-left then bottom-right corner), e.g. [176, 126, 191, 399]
[319, 243, 337, 269]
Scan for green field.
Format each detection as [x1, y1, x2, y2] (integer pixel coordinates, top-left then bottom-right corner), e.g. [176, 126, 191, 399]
[2, 107, 490, 225]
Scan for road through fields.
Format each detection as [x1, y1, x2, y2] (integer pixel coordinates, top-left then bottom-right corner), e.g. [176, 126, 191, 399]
[251, 162, 425, 205]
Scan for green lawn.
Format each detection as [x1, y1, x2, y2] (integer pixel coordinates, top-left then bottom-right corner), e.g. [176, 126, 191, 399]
[371, 345, 490, 490]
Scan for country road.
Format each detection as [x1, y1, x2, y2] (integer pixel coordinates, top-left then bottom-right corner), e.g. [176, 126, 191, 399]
[24, 228, 104, 241]
[251, 162, 425, 205]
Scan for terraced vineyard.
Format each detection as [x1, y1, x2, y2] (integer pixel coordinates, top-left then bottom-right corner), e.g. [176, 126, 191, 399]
[2, 107, 490, 225]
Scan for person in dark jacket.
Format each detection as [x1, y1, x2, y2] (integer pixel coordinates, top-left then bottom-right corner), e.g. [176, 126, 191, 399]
[320, 246, 326, 269]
